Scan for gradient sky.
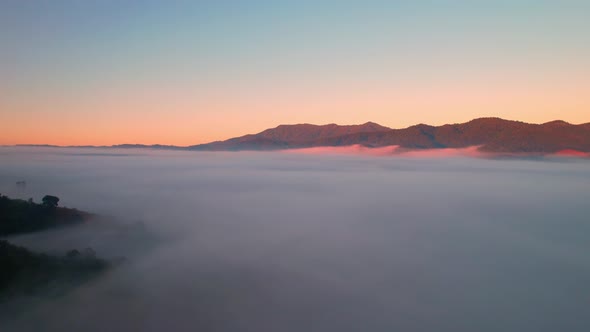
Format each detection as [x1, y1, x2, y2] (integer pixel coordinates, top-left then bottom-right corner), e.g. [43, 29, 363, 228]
[1, 0, 589, 146]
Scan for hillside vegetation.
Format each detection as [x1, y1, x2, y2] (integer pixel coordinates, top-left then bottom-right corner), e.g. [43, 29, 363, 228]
[0, 194, 90, 236]
[0, 194, 111, 301]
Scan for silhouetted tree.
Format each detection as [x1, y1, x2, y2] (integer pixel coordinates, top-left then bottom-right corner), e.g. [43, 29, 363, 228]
[66, 249, 80, 259]
[42, 195, 59, 208]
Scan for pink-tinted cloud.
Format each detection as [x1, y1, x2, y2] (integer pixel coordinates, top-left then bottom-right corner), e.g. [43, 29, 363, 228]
[392, 146, 487, 158]
[282, 145, 491, 158]
[283, 145, 590, 158]
[283, 145, 401, 156]
[552, 149, 590, 158]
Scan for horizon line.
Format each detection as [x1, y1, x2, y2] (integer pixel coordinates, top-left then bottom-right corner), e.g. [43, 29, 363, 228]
[3, 116, 589, 147]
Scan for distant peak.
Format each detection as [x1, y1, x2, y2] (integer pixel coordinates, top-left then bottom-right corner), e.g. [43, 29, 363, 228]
[359, 121, 390, 130]
[468, 117, 510, 123]
[410, 123, 434, 129]
[542, 120, 570, 126]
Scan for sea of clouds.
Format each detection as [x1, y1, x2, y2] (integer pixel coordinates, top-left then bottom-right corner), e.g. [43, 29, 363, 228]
[1, 147, 589, 332]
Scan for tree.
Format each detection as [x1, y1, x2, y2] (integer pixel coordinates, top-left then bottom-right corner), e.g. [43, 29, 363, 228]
[42, 195, 60, 208]
[66, 249, 80, 258]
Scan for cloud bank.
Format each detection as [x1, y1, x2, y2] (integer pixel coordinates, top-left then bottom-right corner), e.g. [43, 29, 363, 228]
[1, 147, 589, 332]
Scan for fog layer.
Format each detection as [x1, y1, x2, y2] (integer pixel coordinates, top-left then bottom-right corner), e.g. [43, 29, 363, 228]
[1, 147, 589, 332]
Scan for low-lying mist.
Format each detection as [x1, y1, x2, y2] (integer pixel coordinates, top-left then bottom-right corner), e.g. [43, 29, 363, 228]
[1, 147, 589, 332]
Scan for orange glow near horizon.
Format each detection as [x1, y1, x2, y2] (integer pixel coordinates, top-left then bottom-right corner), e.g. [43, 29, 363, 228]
[2, 75, 589, 146]
[2, 2, 589, 146]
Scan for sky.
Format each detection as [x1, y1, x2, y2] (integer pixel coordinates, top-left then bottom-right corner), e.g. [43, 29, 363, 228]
[1, 0, 589, 146]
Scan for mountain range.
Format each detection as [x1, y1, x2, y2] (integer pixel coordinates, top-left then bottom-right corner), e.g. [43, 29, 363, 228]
[13, 118, 590, 154]
[189, 118, 590, 154]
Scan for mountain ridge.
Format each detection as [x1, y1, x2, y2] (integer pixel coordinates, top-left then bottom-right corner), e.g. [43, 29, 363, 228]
[8, 118, 590, 154]
[190, 117, 590, 153]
